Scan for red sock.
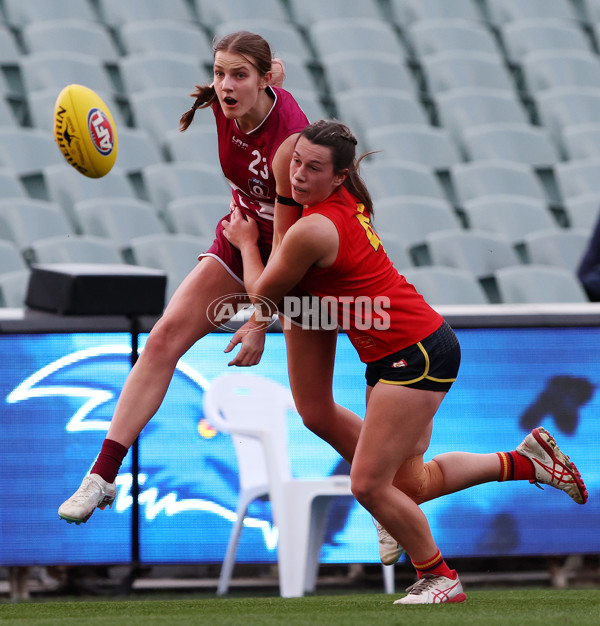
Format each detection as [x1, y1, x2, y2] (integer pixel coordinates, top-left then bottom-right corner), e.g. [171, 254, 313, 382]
[412, 549, 456, 579]
[496, 451, 535, 482]
[91, 438, 128, 483]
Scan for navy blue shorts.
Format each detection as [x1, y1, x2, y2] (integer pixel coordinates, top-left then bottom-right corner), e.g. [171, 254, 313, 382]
[365, 321, 461, 391]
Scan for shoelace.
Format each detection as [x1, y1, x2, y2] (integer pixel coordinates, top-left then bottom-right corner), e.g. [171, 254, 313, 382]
[404, 574, 439, 596]
[69, 478, 101, 503]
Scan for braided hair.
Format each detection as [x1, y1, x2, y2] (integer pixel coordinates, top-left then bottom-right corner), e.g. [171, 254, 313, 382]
[299, 119, 374, 215]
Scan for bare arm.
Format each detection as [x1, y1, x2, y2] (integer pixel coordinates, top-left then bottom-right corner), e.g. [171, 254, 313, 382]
[271, 133, 303, 253]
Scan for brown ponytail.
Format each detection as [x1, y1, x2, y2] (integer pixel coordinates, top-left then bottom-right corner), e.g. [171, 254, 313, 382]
[179, 84, 217, 131]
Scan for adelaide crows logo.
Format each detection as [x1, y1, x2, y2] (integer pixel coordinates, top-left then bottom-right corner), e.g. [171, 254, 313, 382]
[6, 345, 277, 549]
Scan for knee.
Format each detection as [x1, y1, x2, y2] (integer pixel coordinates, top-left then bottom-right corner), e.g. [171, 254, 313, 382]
[294, 396, 334, 438]
[349, 468, 381, 509]
[143, 316, 186, 364]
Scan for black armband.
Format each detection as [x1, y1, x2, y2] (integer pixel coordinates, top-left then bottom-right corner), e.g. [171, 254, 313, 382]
[276, 194, 302, 207]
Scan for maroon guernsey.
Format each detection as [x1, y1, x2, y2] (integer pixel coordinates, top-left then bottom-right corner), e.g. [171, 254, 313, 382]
[213, 86, 309, 221]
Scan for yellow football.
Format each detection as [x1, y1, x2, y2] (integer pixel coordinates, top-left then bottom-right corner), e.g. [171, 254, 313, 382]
[54, 84, 118, 178]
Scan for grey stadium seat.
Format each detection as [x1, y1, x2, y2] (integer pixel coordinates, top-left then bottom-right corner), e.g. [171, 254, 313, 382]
[118, 20, 214, 62]
[494, 265, 588, 303]
[2, 0, 98, 27]
[563, 123, 600, 160]
[563, 194, 600, 230]
[521, 50, 600, 94]
[0, 269, 31, 308]
[421, 51, 515, 94]
[462, 123, 561, 168]
[554, 158, 600, 201]
[97, 0, 196, 27]
[21, 19, 120, 62]
[485, 0, 577, 26]
[361, 160, 446, 202]
[401, 266, 488, 305]
[523, 229, 589, 272]
[288, 0, 384, 27]
[28, 235, 125, 265]
[0, 199, 73, 250]
[164, 195, 230, 237]
[450, 160, 547, 205]
[365, 125, 462, 171]
[461, 195, 557, 248]
[408, 19, 501, 59]
[192, 0, 288, 28]
[389, 0, 483, 28]
[501, 18, 594, 64]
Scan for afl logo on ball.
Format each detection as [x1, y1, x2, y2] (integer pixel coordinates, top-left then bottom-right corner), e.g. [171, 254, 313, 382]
[87, 108, 115, 155]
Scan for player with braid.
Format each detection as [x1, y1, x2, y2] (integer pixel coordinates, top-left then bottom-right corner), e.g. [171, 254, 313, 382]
[223, 119, 588, 605]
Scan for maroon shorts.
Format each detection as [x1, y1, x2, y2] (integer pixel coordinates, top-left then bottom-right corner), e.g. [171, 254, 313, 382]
[200, 210, 274, 284]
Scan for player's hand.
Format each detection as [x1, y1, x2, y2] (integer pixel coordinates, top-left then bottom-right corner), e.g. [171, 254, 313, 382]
[224, 319, 268, 366]
[269, 58, 286, 87]
[222, 207, 259, 250]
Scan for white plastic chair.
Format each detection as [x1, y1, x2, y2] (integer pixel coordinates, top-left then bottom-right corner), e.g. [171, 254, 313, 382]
[203, 373, 395, 598]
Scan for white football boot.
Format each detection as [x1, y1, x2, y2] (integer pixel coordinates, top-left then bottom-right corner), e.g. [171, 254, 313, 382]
[58, 474, 116, 524]
[394, 573, 467, 605]
[516, 426, 588, 504]
[372, 517, 405, 565]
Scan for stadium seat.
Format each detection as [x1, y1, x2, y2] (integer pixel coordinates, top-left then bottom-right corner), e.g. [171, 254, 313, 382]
[523, 228, 590, 272]
[450, 160, 547, 205]
[0, 95, 21, 127]
[0, 198, 73, 250]
[164, 195, 230, 238]
[2, 0, 98, 27]
[129, 233, 212, 301]
[485, 0, 577, 26]
[333, 90, 429, 149]
[114, 128, 163, 174]
[361, 160, 446, 202]
[407, 19, 501, 59]
[461, 195, 557, 250]
[74, 198, 167, 254]
[97, 0, 196, 27]
[435, 88, 530, 145]
[192, 0, 288, 28]
[583, 0, 600, 21]
[0, 22, 22, 67]
[500, 18, 594, 64]
[563, 123, 600, 160]
[164, 127, 219, 166]
[308, 19, 406, 59]
[373, 196, 462, 263]
[42, 164, 137, 231]
[0, 240, 28, 272]
[462, 124, 561, 168]
[554, 159, 600, 200]
[202, 374, 377, 598]
[19, 52, 116, 96]
[535, 87, 600, 148]
[0, 128, 63, 177]
[365, 125, 462, 171]
[129, 88, 206, 148]
[321, 51, 418, 96]
[494, 265, 588, 303]
[521, 50, 600, 94]
[563, 193, 600, 230]
[288, 0, 384, 26]
[27, 235, 124, 265]
[388, 0, 483, 27]
[141, 163, 230, 217]
[380, 234, 413, 270]
[0, 168, 27, 199]
[421, 52, 516, 94]
[21, 19, 120, 62]
[425, 229, 521, 280]
[264, 56, 320, 96]
[213, 20, 314, 62]
[401, 266, 489, 305]
[0, 269, 31, 308]
[119, 52, 206, 94]
[118, 20, 214, 62]
[28, 88, 126, 131]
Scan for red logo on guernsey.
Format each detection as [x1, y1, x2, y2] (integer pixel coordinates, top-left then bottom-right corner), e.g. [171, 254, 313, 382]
[392, 359, 407, 368]
[87, 108, 115, 155]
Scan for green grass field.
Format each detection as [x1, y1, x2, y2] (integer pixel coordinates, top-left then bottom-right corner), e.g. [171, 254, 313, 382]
[2, 589, 599, 626]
